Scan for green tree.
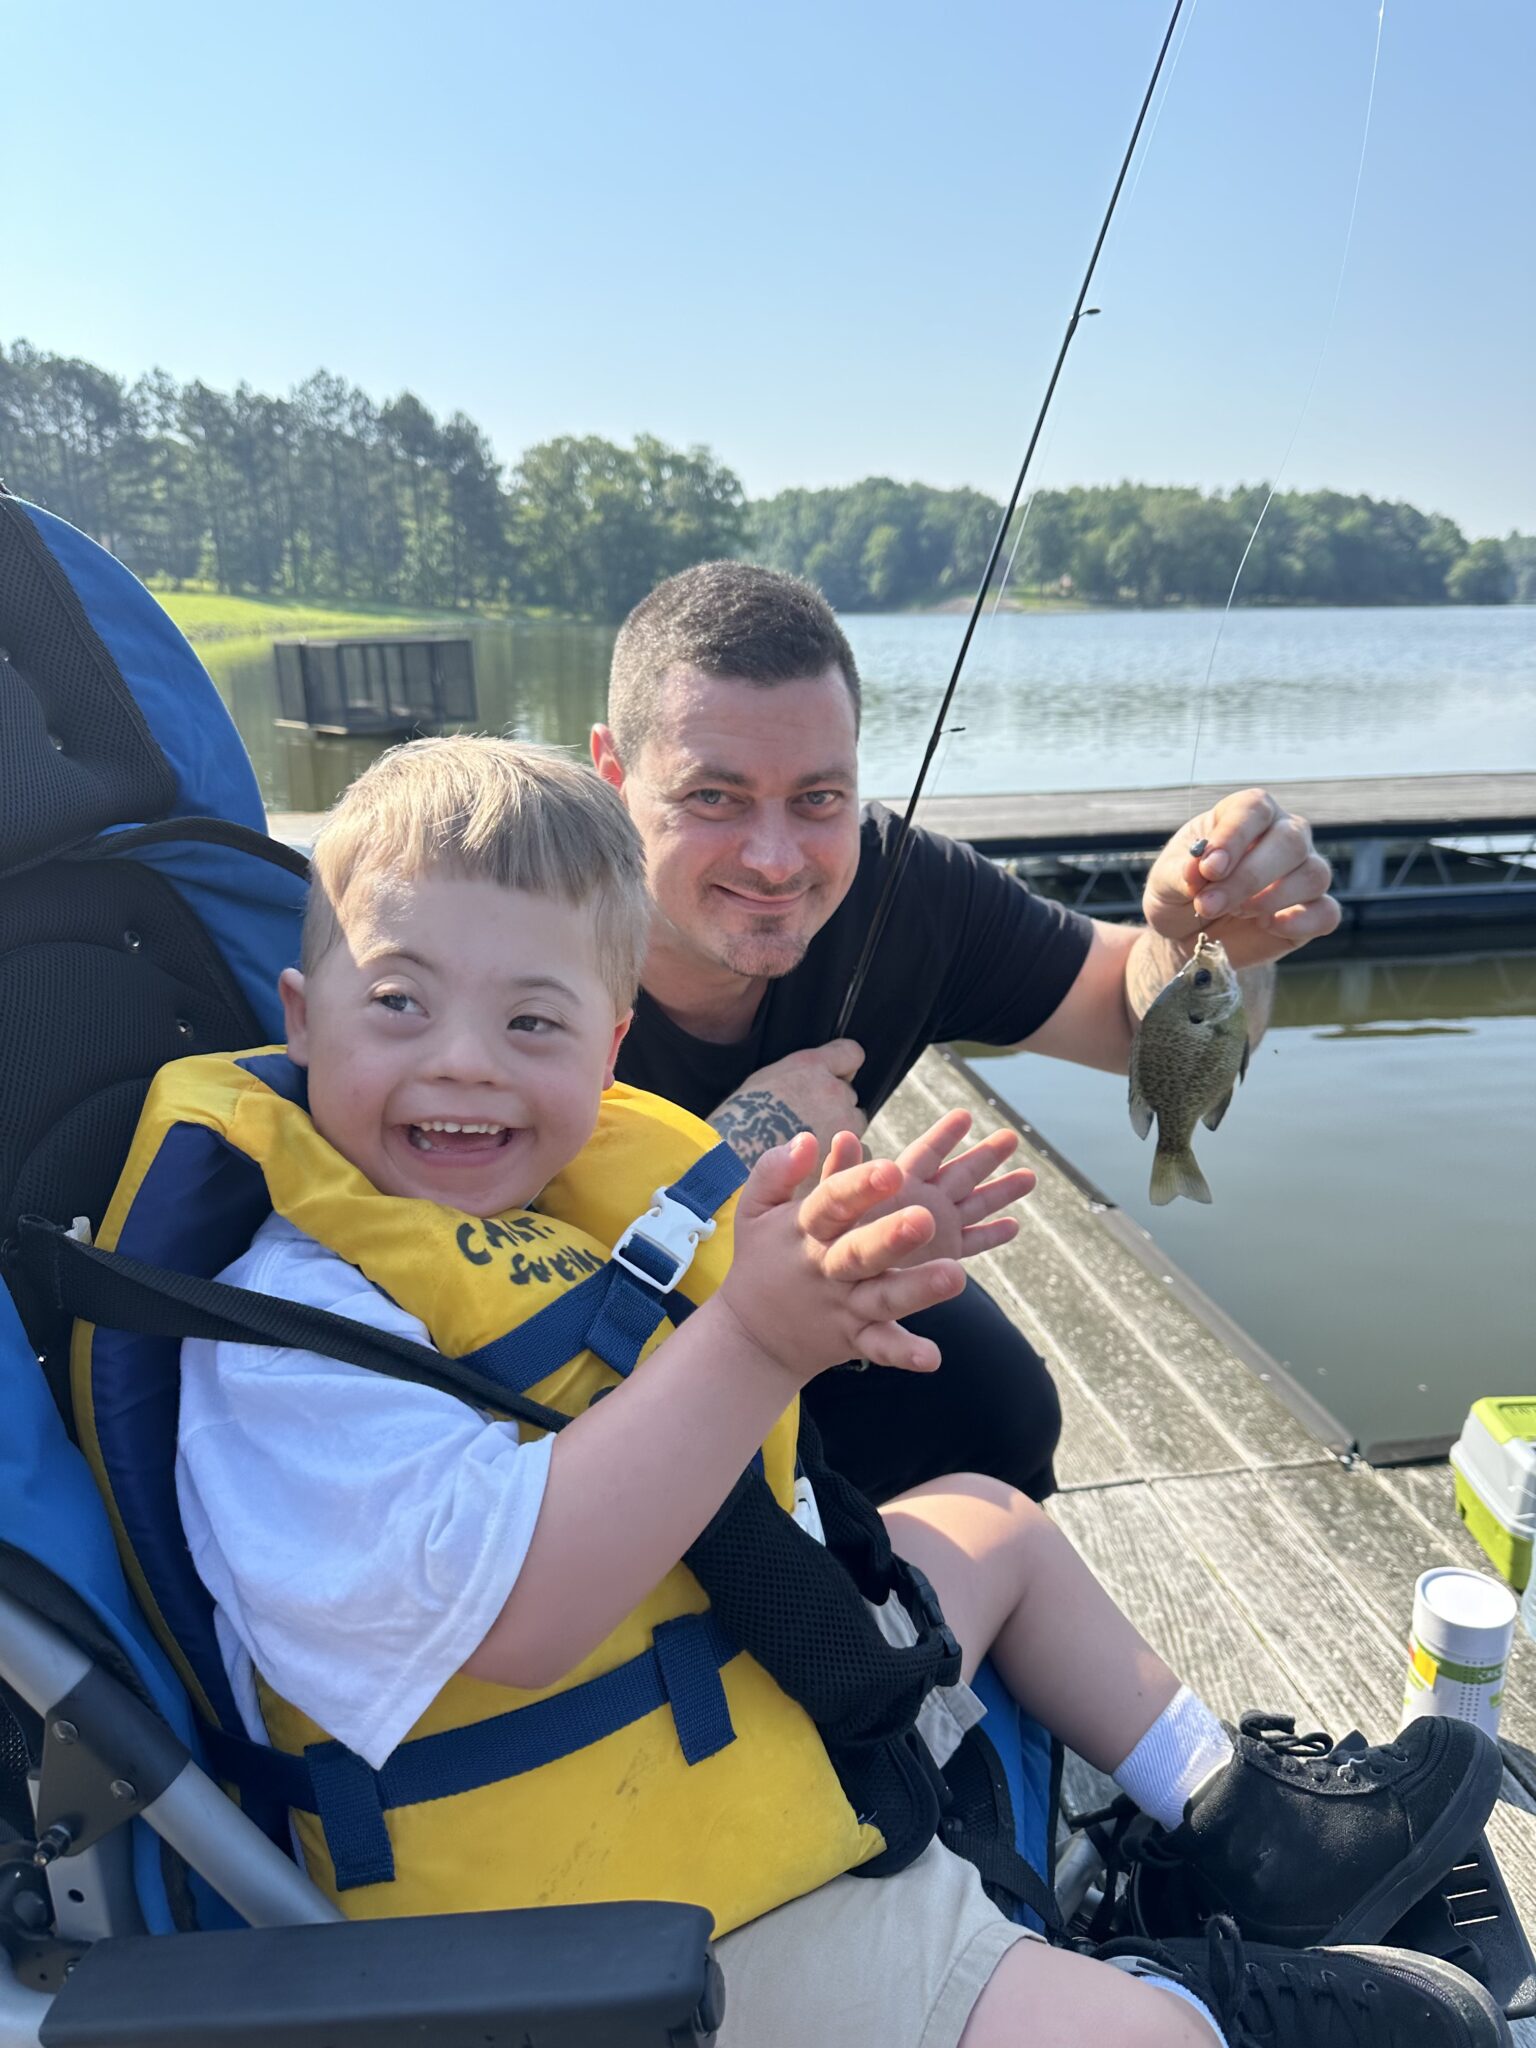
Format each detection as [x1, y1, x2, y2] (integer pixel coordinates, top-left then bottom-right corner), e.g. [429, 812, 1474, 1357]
[510, 433, 740, 621]
[1446, 538, 1510, 604]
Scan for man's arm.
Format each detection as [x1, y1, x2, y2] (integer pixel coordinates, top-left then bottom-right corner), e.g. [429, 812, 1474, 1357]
[708, 1041, 868, 1164]
[1015, 788, 1336, 1076]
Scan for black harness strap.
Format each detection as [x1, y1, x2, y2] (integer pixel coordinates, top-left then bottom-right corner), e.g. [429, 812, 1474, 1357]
[15, 1215, 971, 1880]
[66, 816, 312, 880]
[15, 1220, 570, 1436]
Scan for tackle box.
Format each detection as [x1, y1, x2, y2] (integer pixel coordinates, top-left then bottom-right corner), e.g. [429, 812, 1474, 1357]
[1450, 1398, 1536, 1593]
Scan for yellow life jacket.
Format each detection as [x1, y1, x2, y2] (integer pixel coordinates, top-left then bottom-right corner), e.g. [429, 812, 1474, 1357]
[73, 1049, 885, 1935]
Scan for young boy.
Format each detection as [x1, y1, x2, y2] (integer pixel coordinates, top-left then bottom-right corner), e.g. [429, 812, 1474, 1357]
[175, 737, 1509, 2048]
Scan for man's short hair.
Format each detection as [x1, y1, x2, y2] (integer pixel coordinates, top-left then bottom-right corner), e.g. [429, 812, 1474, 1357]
[302, 735, 650, 1010]
[608, 561, 861, 765]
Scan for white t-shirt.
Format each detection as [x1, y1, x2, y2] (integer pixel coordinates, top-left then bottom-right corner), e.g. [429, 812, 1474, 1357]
[176, 1212, 554, 1769]
[176, 1215, 975, 1785]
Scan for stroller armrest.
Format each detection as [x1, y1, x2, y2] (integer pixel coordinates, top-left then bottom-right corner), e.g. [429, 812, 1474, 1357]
[35, 1902, 722, 2048]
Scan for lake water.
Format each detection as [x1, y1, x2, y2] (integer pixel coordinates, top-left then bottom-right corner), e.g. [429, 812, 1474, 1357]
[971, 952, 1536, 1459]
[203, 603, 1536, 1451]
[211, 604, 1536, 813]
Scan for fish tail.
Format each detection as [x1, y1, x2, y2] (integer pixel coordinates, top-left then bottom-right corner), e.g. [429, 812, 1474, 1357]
[1150, 1142, 1212, 1207]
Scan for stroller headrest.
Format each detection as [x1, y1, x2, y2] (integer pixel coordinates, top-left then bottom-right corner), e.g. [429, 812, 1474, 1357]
[0, 490, 269, 880]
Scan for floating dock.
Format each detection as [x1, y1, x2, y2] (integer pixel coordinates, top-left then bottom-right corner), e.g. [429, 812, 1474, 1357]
[273, 772, 1536, 948]
[273, 634, 476, 737]
[876, 1048, 1536, 2031]
[873, 774, 1536, 944]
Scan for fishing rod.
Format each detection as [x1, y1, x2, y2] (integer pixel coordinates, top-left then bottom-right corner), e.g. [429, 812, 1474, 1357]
[835, 0, 1187, 1037]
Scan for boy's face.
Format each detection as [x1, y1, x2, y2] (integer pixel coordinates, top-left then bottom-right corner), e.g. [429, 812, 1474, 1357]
[280, 871, 629, 1217]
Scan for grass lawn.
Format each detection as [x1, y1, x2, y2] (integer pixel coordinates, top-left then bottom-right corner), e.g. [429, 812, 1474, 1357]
[151, 587, 468, 646]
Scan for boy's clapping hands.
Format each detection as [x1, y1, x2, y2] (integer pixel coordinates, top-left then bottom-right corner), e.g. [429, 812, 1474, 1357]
[719, 1110, 1034, 1386]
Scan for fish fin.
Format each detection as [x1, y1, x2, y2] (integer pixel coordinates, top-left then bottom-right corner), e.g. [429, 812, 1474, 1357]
[1239, 1036, 1251, 1083]
[1202, 1087, 1235, 1133]
[1129, 1082, 1154, 1141]
[1149, 1144, 1213, 1206]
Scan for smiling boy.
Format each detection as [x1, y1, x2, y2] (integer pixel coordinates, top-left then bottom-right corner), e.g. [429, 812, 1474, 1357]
[172, 737, 1508, 2048]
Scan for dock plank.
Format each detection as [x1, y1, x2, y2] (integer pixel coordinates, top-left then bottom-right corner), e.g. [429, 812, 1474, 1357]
[1048, 1481, 1301, 1712]
[1269, 1462, 1536, 1775]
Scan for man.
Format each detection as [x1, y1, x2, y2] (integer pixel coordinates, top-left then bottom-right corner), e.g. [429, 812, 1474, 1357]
[592, 562, 1339, 1504]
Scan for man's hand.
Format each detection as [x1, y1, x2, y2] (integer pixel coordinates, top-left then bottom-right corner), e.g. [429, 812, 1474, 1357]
[1143, 787, 1341, 971]
[719, 1131, 964, 1384]
[709, 1040, 866, 1165]
[860, 1109, 1036, 1264]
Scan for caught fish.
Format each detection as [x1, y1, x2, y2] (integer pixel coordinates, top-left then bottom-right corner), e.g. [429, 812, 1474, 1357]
[1129, 933, 1249, 1206]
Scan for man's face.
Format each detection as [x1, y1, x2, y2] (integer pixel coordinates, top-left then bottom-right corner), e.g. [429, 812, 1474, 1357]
[280, 869, 629, 1217]
[596, 667, 861, 982]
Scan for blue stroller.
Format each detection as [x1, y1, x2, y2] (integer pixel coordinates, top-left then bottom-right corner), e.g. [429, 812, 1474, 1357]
[0, 490, 1061, 2047]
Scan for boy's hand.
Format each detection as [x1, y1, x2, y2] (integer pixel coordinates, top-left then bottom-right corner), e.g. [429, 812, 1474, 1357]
[858, 1109, 1035, 1265]
[719, 1131, 965, 1386]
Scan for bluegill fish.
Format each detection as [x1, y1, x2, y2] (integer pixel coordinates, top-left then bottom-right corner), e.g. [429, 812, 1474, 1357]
[1129, 933, 1249, 1206]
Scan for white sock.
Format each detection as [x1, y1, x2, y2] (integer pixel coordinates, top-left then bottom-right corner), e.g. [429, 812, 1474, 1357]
[1105, 1956, 1228, 2045]
[1112, 1685, 1234, 1831]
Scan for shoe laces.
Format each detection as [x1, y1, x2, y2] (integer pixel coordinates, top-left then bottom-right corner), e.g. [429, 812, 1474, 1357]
[1099, 1914, 1394, 2047]
[1240, 1711, 1408, 1788]
[1067, 1793, 1155, 1940]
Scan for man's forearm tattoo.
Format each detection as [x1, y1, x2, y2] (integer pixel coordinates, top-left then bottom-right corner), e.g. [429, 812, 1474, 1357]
[709, 1089, 805, 1167]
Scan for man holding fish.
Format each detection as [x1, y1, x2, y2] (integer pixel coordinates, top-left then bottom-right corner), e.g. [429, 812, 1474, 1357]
[593, 560, 1340, 1503]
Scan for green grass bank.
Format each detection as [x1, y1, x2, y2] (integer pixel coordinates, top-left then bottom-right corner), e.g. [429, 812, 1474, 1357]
[152, 587, 468, 647]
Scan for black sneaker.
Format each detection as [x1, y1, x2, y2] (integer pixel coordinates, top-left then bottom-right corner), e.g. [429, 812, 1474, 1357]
[1138, 1710, 1504, 1948]
[1099, 1916, 1513, 2046]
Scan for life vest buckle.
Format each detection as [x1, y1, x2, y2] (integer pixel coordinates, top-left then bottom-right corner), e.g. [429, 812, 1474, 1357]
[611, 1186, 717, 1294]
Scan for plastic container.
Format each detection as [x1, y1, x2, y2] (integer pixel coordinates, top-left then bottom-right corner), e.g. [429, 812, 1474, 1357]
[1400, 1566, 1518, 1741]
[1449, 1397, 1536, 1592]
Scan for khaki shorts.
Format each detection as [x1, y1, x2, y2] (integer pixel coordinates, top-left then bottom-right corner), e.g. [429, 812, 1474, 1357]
[713, 1839, 1035, 2048]
[713, 1599, 1032, 2048]
[872, 1589, 986, 1769]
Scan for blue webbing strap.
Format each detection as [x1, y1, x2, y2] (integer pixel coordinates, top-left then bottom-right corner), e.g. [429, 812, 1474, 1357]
[209, 1610, 742, 1892]
[306, 1742, 398, 1889]
[458, 1142, 746, 1390]
[652, 1613, 736, 1766]
[666, 1144, 749, 1226]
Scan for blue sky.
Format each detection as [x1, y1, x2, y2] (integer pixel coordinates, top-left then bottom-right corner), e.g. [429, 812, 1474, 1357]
[7, 0, 1533, 535]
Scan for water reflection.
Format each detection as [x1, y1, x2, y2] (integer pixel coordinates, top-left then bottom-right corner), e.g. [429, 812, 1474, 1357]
[1274, 952, 1536, 1031]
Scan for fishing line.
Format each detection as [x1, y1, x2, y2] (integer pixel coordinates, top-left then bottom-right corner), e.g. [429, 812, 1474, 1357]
[988, 420, 1058, 617]
[990, 0, 1197, 623]
[1184, 0, 1388, 823]
[836, 0, 1190, 1036]
[987, 0, 1197, 624]
[1124, 0, 1200, 212]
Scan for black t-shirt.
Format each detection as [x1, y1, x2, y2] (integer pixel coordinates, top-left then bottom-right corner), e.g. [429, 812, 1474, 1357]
[615, 803, 1094, 1123]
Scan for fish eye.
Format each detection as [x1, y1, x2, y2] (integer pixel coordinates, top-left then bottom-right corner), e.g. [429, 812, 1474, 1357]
[1193, 968, 1212, 988]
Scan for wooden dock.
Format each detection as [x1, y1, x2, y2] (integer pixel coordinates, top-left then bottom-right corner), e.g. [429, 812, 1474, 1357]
[875, 773, 1536, 856]
[862, 773, 1536, 941]
[272, 634, 476, 737]
[876, 1048, 1536, 2033]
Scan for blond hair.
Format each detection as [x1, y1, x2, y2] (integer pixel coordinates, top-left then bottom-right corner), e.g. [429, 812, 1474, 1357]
[302, 736, 650, 1010]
